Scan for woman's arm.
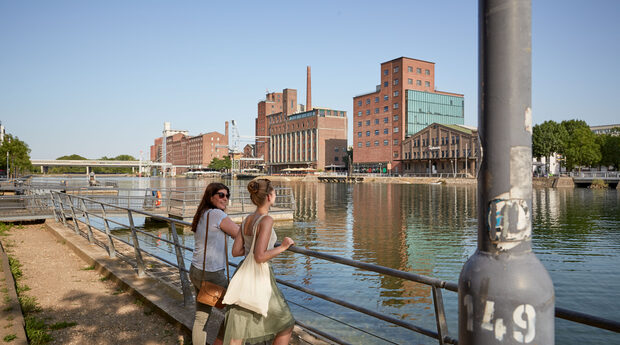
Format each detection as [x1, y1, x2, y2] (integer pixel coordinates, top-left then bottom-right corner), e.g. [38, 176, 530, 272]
[219, 216, 240, 238]
[253, 216, 294, 263]
[231, 219, 245, 257]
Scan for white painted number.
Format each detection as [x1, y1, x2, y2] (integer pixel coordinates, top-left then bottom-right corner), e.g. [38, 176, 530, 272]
[513, 304, 536, 343]
[480, 300, 506, 341]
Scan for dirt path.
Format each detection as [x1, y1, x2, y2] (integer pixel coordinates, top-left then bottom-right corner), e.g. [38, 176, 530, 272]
[1, 223, 184, 345]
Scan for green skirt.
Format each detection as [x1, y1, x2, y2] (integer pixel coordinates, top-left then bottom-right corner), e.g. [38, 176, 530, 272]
[223, 263, 295, 345]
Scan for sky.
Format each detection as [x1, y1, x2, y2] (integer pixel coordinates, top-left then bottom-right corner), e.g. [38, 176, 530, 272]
[1, 0, 619, 159]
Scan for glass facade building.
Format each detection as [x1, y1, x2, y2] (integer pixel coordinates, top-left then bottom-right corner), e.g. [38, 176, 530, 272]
[406, 90, 464, 136]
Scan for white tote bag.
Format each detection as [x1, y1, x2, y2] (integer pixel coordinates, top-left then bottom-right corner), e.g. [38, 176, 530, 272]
[222, 216, 272, 316]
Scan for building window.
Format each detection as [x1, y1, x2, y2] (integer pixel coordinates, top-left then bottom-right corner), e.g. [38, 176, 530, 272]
[366, 98, 370, 105]
[393, 151, 399, 158]
[394, 66, 399, 73]
[394, 139, 399, 145]
[383, 81, 388, 87]
[375, 130, 379, 135]
[357, 132, 362, 137]
[358, 142, 362, 147]
[393, 79, 399, 85]
[375, 141, 379, 146]
[417, 67, 422, 74]
[357, 100, 362, 106]
[366, 109, 371, 115]
[384, 69, 389, 76]
[416, 80, 422, 86]
[408, 66, 413, 72]
[375, 97, 379, 103]
[384, 95, 389, 101]
[357, 111, 362, 117]
[384, 128, 389, 134]
[384, 140, 389, 146]
[366, 120, 370, 126]
[366, 131, 370, 136]
[366, 141, 371, 147]
[393, 91, 399, 97]
[394, 127, 399, 133]
[374, 119, 379, 124]
[384, 117, 389, 123]
[383, 106, 388, 112]
[393, 115, 399, 121]
[408, 78, 413, 84]
[374, 108, 379, 114]
[425, 81, 430, 87]
[393, 103, 399, 109]
[358, 121, 362, 127]
[425, 69, 430, 75]
[335, 156, 339, 161]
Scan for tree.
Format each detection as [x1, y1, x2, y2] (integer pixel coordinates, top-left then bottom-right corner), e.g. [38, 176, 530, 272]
[597, 130, 620, 170]
[0, 134, 33, 177]
[561, 120, 601, 171]
[532, 120, 567, 174]
[208, 156, 231, 171]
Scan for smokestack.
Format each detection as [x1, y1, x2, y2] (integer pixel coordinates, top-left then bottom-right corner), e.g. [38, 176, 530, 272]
[225, 121, 229, 141]
[306, 66, 312, 111]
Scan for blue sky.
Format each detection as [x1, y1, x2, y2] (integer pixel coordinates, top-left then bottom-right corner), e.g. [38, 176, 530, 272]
[1, 1, 618, 159]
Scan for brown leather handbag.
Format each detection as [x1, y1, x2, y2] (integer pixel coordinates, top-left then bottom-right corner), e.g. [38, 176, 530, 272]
[196, 210, 230, 309]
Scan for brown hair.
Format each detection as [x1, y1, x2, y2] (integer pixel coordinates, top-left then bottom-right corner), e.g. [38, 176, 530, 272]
[191, 182, 230, 232]
[247, 178, 274, 206]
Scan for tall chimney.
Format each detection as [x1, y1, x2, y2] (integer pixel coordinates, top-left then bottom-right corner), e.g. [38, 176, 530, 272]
[225, 121, 229, 141]
[306, 66, 312, 111]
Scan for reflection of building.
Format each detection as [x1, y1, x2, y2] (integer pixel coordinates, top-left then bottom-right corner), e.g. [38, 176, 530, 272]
[401, 123, 479, 176]
[255, 67, 348, 173]
[353, 57, 464, 173]
[150, 121, 229, 174]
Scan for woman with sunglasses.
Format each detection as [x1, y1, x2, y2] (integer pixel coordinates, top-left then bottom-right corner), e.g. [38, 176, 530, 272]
[190, 182, 240, 345]
[223, 178, 295, 345]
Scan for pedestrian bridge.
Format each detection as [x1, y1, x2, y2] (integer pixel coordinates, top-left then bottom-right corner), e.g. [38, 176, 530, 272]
[570, 171, 620, 188]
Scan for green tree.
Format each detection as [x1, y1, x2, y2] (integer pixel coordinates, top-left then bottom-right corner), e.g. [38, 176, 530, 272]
[50, 154, 88, 174]
[561, 120, 601, 171]
[532, 120, 567, 174]
[0, 134, 33, 176]
[597, 129, 620, 170]
[208, 156, 231, 171]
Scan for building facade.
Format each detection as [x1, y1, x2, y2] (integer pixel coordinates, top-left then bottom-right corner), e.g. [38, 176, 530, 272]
[590, 124, 620, 136]
[400, 123, 479, 176]
[353, 57, 464, 173]
[149, 122, 229, 174]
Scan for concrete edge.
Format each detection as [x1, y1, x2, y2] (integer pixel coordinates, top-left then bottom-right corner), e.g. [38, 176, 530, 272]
[0, 241, 29, 345]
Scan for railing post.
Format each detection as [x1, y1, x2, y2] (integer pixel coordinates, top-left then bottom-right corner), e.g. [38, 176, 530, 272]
[80, 198, 95, 244]
[56, 193, 69, 227]
[127, 210, 146, 277]
[100, 204, 116, 258]
[68, 195, 81, 235]
[458, 1, 554, 344]
[169, 222, 193, 306]
[50, 192, 61, 222]
[431, 286, 449, 345]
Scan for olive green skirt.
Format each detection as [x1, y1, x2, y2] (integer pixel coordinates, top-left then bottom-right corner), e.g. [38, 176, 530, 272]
[223, 263, 295, 345]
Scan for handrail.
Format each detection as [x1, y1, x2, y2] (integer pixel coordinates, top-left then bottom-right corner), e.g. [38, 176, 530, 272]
[49, 191, 620, 344]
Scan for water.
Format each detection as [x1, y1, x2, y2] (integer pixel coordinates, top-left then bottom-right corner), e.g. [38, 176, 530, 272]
[38, 176, 620, 344]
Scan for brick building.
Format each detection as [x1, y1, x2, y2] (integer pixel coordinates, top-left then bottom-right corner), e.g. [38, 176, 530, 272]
[400, 123, 479, 176]
[353, 57, 464, 173]
[150, 122, 229, 174]
[255, 67, 348, 173]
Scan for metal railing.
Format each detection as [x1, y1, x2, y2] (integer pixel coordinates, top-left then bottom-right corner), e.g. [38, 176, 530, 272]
[48, 191, 620, 344]
[570, 171, 620, 179]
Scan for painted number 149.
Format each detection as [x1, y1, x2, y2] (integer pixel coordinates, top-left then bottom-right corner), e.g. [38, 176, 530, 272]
[464, 295, 536, 343]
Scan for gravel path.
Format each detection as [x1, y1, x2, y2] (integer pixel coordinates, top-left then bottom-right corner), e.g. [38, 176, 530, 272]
[1, 223, 184, 345]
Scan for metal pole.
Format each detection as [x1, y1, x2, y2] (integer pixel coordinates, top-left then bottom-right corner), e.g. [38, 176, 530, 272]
[127, 210, 146, 277]
[80, 198, 94, 244]
[169, 222, 193, 306]
[68, 195, 81, 235]
[458, 1, 554, 344]
[100, 204, 116, 258]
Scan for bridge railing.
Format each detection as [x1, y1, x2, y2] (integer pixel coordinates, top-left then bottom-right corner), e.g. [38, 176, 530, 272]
[569, 171, 620, 179]
[48, 191, 620, 344]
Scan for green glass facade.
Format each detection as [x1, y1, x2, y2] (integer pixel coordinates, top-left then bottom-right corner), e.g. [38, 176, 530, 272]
[406, 90, 464, 136]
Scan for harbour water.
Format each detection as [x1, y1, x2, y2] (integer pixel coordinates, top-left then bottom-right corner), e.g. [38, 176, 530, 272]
[40, 176, 620, 344]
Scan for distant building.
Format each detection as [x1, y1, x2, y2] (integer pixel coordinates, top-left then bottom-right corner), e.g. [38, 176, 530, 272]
[150, 122, 229, 174]
[591, 124, 620, 136]
[400, 123, 480, 176]
[353, 57, 464, 173]
[255, 67, 348, 173]
[0, 121, 5, 143]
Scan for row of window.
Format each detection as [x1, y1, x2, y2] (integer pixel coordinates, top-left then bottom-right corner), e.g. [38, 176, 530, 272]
[357, 104, 400, 116]
[358, 127, 400, 137]
[358, 94, 391, 106]
[406, 149, 472, 159]
[357, 115, 400, 127]
[357, 139, 400, 147]
[413, 136, 461, 147]
[384, 67, 431, 75]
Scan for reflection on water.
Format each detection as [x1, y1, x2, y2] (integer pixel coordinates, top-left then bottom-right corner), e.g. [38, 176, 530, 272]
[40, 176, 619, 344]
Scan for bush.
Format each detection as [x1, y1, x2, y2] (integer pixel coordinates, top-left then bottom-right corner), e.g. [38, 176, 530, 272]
[590, 179, 608, 189]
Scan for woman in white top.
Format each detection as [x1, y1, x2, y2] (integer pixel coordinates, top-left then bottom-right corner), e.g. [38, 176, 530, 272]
[190, 182, 240, 345]
[224, 178, 295, 345]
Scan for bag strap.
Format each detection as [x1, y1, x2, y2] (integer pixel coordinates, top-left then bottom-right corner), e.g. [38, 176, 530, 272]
[249, 214, 268, 253]
[200, 210, 231, 284]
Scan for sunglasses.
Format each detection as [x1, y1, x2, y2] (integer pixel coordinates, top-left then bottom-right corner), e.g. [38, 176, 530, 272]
[215, 192, 231, 199]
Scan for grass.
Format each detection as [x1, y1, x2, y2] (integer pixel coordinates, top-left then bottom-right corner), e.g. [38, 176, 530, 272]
[16, 284, 30, 293]
[18, 295, 41, 314]
[3, 334, 17, 342]
[0, 222, 12, 236]
[25, 316, 52, 345]
[8, 257, 22, 280]
[99, 276, 110, 282]
[48, 321, 77, 330]
[112, 287, 125, 295]
[81, 265, 95, 271]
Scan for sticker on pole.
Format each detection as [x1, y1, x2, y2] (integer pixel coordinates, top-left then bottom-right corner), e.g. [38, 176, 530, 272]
[487, 199, 531, 249]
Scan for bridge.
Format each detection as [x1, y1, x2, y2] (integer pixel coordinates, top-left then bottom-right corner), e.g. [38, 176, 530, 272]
[570, 171, 620, 188]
